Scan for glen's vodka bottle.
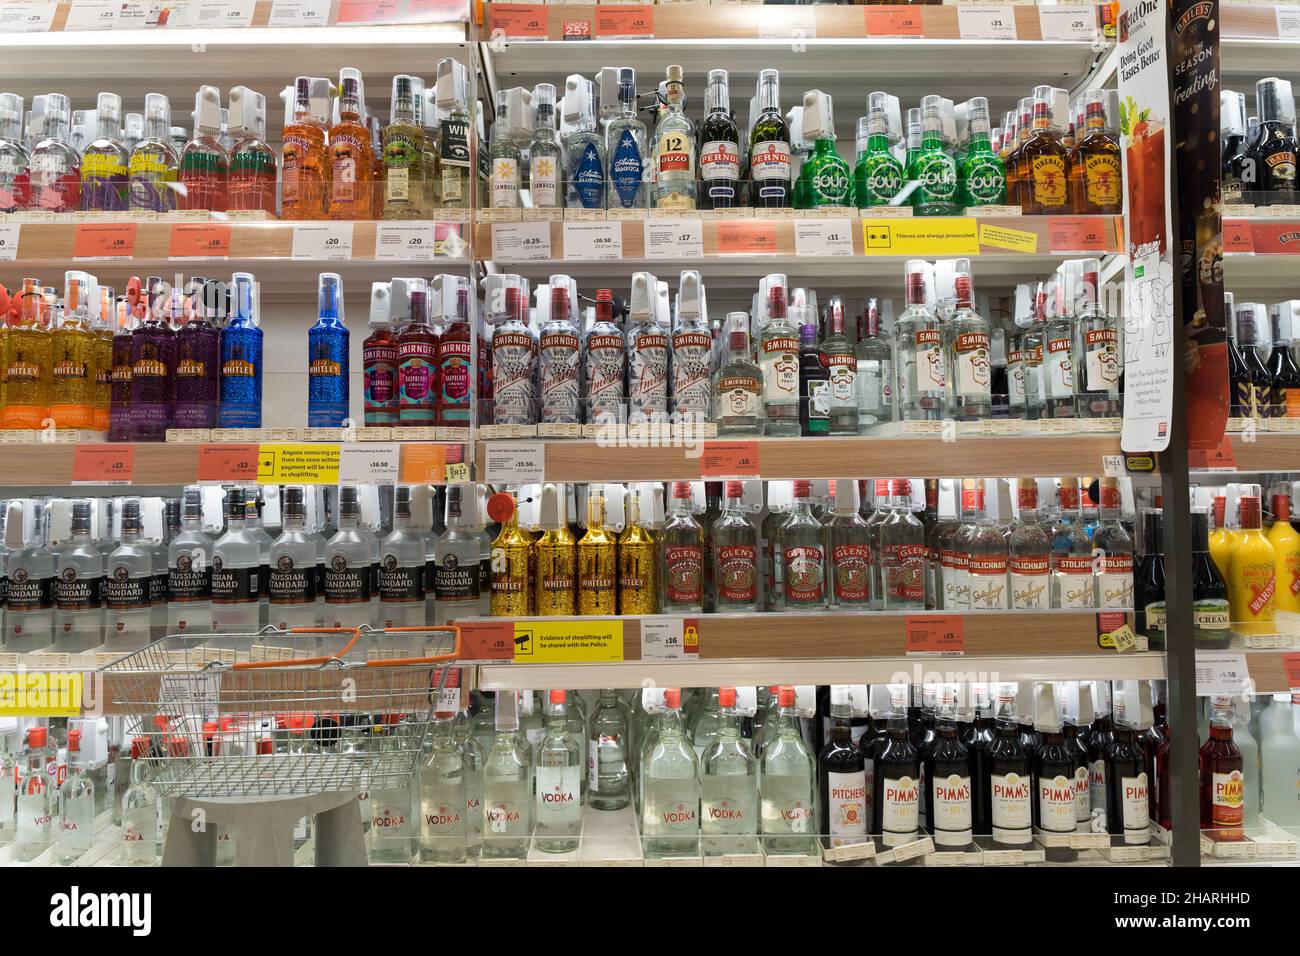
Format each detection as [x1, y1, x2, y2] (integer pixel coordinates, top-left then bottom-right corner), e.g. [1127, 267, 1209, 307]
[700, 686, 758, 857]
[105, 498, 153, 651]
[56, 728, 94, 865]
[641, 688, 700, 858]
[324, 485, 378, 630]
[379, 486, 427, 628]
[55, 499, 106, 651]
[211, 488, 261, 632]
[482, 691, 533, 860]
[535, 689, 582, 853]
[167, 487, 213, 634]
[308, 272, 350, 427]
[419, 712, 467, 863]
[269, 485, 322, 632]
[759, 686, 817, 856]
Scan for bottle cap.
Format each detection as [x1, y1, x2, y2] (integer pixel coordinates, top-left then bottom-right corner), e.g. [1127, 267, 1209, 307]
[725, 480, 744, 500]
[549, 689, 566, 705]
[1033, 682, 1061, 732]
[28, 726, 47, 747]
[436, 58, 467, 111]
[719, 687, 737, 708]
[0, 93, 22, 127]
[562, 74, 595, 126]
[1221, 89, 1247, 138]
[368, 281, 391, 329]
[192, 85, 222, 136]
[143, 92, 171, 129]
[628, 271, 655, 321]
[671, 481, 692, 500]
[664, 688, 681, 709]
[487, 491, 516, 523]
[390, 75, 422, 124]
[801, 89, 833, 142]
[1258, 76, 1297, 126]
[777, 686, 796, 708]
[538, 482, 562, 530]
[318, 272, 344, 322]
[676, 270, 704, 325]
[532, 82, 556, 129]
[834, 477, 859, 513]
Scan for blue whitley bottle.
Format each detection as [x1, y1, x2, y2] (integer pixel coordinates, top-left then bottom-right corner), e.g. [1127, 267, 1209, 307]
[308, 272, 349, 427]
[218, 272, 263, 428]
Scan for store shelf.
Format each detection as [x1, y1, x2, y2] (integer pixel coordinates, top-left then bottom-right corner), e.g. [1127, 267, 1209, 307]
[1222, 2, 1300, 43]
[1190, 431, 1300, 474]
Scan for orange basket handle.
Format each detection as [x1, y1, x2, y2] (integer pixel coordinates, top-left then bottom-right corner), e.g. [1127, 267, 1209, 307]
[230, 627, 363, 671]
[361, 625, 462, 667]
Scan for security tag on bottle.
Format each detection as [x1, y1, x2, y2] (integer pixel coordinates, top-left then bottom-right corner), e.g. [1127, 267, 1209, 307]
[794, 685, 817, 718]
[848, 684, 871, 717]
[733, 687, 758, 717]
[517, 689, 535, 716]
[642, 687, 668, 714]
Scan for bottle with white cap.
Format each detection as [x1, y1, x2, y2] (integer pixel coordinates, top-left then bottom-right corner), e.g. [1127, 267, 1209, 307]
[28, 93, 81, 213]
[280, 77, 331, 219]
[327, 68, 376, 218]
[606, 67, 646, 209]
[179, 86, 228, 211]
[528, 82, 562, 209]
[0, 92, 27, 212]
[128, 93, 179, 212]
[225, 87, 275, 214]
[798, 90, 851, 208]
[626, 271, 669, 421]
[671, 271, 712, 423]
[382, 75, 426, 220]
[433, 482, 482, 625]
[652, 65, 696, 210]
[489, 87, 531, 209]
[561, 74, 605, 209]
[80, 92, 128, 211]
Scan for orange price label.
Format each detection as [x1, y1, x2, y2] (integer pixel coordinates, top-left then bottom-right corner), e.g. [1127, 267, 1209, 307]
[595, 3, 652, 38]
[489, 2, 549, 37]
[1047, 216, 1111, 253]
[73, 222, 136, 260]
[400, 443, 450, 483]
[864, 6, 924, 36]
[337, 0, 400, 23]
[1189, 435, 1236, 472]
[715, 221, 778, 256]
[405, 0, 463, 20]
[1222, 219, 1253, 254]
[1246, 222, 1300, 255]
[197, 443, 260, 483]
[1282, 652, 1300, 691]
[458, 621, 515, 660]
[700, 440, 760, 477]
[71, 444, 135, 485]
[168, 223, 232, 259]
[904, 615, 965, 656]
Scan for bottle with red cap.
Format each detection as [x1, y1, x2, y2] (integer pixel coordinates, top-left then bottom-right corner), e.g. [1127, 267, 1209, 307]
[535, 689, 582, 854]
[711, 481, 759, 611]
[661, 481, 705, 612]
[120, 735, 158, 865]
[776, 480, 828, 611]
[418, 709, 466, 864]
[482, 691, 532, 860]
[641, 687, 700, 859]
[56, 727, 94, 864]
[15, 726, 53, 860]
[759, 686, 816, 857]
[699, 686, 758, 857]
[879, 479, 926, 610]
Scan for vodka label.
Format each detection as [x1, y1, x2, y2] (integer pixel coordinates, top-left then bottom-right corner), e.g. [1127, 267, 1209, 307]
[649, 788, 699, 833]
[1121, 772, 1150, 844]
[490, 157, 519, 208]
[716, 374, 761, 420]
[831, 544, 871, 605]
[990, 771, 1033, 844]
[572, 142, 605, 209]
[323, 554, 371, 604]
[701, 790, 754, 834]
[168, 553, 211, 602]
[716, 545, 758, 604]
[750, 140, 791, 187]
[664, 545, 704, 605]
[1211, 770, 1244, 830]
[826, 770, 869, 846]
[535, 765, 580, 826]
[1055, 555, 1096, 608]
[1084, 328, 1120, 390]
[379, 556, 425, 603]
[55, 568, 104, 611]
[610, 129, 644, 207]
[6, 568, 53, 611]
[628, 329, 670, 416]
[1038, 774, 1076, 835]
[1008, 555, 1049, 609]
[942, 549, 969, 608]
[584, 333, 627, 420]
[1089, 758, 1107, 830]
[826, 353, 857, 409]
[760, 337, 800, 404]
[398, 340, 437, 421]
[931, 773, 973, 846]
[1097, 552, 1134, 609]
[434, 554, 479, 603]
[529, 154, 558, 208]
[880, 773, 919, 847]
[422, 798, 463, 836]
[1008, 349, 1027, 407]
[210, 558, 257, 604]
[967, 554, 1008, 610]
[883, 543, 926, 606]
[269, 555, 315, 604]
[1046, 337, 1074, 398]
[1073, 765, 1091, 825]
[492, 331, 538, 424]
[371, 798, 409, 834]
[671, 330, 713, 417]
[763, 793, 814, 834]
[105, 566, 150, 611]
[911, 329, 947, 394]
[954, 331, 991, 397]
[782, 544, 825, 605]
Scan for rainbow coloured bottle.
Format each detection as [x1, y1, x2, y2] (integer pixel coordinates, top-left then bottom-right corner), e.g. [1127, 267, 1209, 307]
[178, 86, 229, 212]
[129, 93, 179, 212]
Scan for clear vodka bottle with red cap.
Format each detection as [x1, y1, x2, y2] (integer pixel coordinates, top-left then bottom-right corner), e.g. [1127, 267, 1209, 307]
[642, 688, 700, 858]
[895, 260, 946, 420]
[535, 689, 582, 853]
[712, 481, 759, 611]
[661, 481, 705, 612]
[777, 480, 828, 610]
[418, 711, 467, 863]
[700, 686, 758, 857]
[879, 479, 926, 610]
[482, 691, 533, 860]
[760, 686, 817, 856]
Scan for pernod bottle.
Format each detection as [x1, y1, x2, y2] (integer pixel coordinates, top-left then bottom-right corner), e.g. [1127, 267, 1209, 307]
[269, 485, 321, 631]
[55, 499, 106, 651]
[482, 691, 532, 860]
[642, 688, 701, 859]
[535, 690, 582, 853]
[749, 69, 791, 208]
[166, 487, 213, 634]
[324, 484, 378, 630]
[699, 70, 740, 209]
[379, 486, 427, 628]
[105, 498, 154, 650]
[671, 271, 713, 426]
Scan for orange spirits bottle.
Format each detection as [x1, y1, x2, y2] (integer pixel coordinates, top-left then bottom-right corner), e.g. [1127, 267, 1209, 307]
[280, 76, 331, 220]
[1005, 98, 1030, 207]
[92, 283, 114, 430]
[1018, 85, 1072, 215]
[328, 69, 376, 220]
[2, 278, 52, 429]
[1071, 89, 1122, 215]
[50, 270, 97, 428]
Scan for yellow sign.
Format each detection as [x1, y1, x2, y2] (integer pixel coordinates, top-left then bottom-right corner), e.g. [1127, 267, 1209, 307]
[513, 621, 624, 663]
[0, 671, 83, 716]
[257, 443, 341, 484]
[445, 462, 471, 482]
[1106, 623, 1138, 653]
[977, 223, 1039, 254]
[861, 217, 980, 256]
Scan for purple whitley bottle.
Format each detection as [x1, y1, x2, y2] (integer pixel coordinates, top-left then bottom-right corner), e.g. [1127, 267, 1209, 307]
[128, 279, 178, 442]
[173, 278, 222, 428]
[108, 277, 141, 442]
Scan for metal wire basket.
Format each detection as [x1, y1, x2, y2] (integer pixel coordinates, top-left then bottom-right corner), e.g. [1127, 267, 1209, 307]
[98, 625, 462, 800]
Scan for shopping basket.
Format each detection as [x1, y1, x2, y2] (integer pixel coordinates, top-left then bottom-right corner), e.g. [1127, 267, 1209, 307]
[98, 625, 462, 800]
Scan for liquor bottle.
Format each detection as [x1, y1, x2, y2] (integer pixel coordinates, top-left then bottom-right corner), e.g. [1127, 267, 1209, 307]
[755, 275, 798, 435]
[126, 281, 175, 442]
[15, 726, 53, 861]
[1051, 478, 1095, 608]
[819, 686, 869, 860]
[323, 484, 377, 631]
[531, 483, 575, 616]
[280, 77, 330, 219]
[776, 480, 827, 611]
[661, 481, 705, 612]
[895, 261, 945, 420]
[709, 481, 758, 611]
[854, 92, 905, 208]
[434, 58, 470, 210]
[1084, 685, 1112, 830]
[308, 273, 349, 427]
[481, 691, 532, 860]
[1094, 476, 1135, 611]
[267, 485, 320, 631]
[211, 488, 261, 633]
[173, 278, 221, 428]
[748, 69, 791, 208]
[0, 93, 28, 212]
[489, 87, 528, 209]
[618, 487, 656, 614]
[576, 485, 617, 615]
[377, 486, 425, 628]
[535, 690, 583, 849]
[908, 95, 959, 216]
[713, 311, 762, 434]
[924, 687, 972, 851]
[0, 731, 14, 843]
[104, 498, 153, 649]
[873, 694, 920, 850]
[1031, 684, 1077, 862]
[28, 93, 80, 213]
[1007, 478, 1051, 610]
[606, 68, 646, 210]
[797, 90, 851, 208]
[487, 491, 530, 617]
[1235, 302, 1274, 419]
[178, 86, 228, 211]
[116, 735, 156, 865]
[226, 86, 275, 213]
[4, 498, 53, 650]
[54, 499, 104, 651]
[106, 288, 138, 438]
[959, 96, 1007, 209]
[1019, 86, 1072, 214]
[1106, 692, 1150, 847]
[429, 482, 480, 624]
[382, 75, 426, 220]
[561, 74, 606, 209]
[362, 280, 397, 426]
[328, 69, 376, 219]
[522, 82, 562, 210]
[1186, 507, 1230, 650]
[1073, 260, 1121, 417]
[855, 298, 893, 429]
[985, 686, 1032, 849]
[966, 481, 1008, 611]
[582, 288, 625, 425]
[759, 687, 816, 856]
[880, 480, 925, 611]
[641, 688, 700, 858]
[1260, 694, 1300, 829]
[1226, 488, 1276, 634]
[55, 727, 94, 865]
[80, 92, 128, 211]
[1133, 508, 1167, 648]
[127, 93, 178, 212]
[697, 69, 740, 209]
[436, 282, 472, 427]
[1269, 304, 1300, 417]
[1038, 275, 1074, 421]
[398, 284, 439, 426]
[695, 686, 756, 856]
[50, 271, 95, 428]
[625, 272, 669, 422]
[1269, 492, 1300, 618]
[218, 272, 262, 428]
[539, 277, 582, 424]
[651, 65, 696, 210]
[415, 710, 466, 864]
[671, 271, 712, 424]
[1222, 90, 1251, 203]
[586, 689, 631, 811]
[1019, 282, 1049, 420]
[818, 296, 856, 434]
[166, 486, 212, 635]
[824, 479, 870, 609]
[1071, 89, 1122, 214]
[1250, 78, 1299, 206]
[945, 262, 991, 420]
[1, 278, 50, 429]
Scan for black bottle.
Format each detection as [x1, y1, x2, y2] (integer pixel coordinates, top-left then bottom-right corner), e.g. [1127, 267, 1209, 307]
[1227, 293, 1250, 419]
[990, 328, 1010, 418]
[1105, 715, 1151, 847]
[797, 320, 829, 436]
[1063, 717, 1092, 832]
[1191, 508, 1231, 650]
[985, 689, 1032, 850]
[923, 695, 972, 850]
[1088, 701, 1115, 826]
[1268, 307, 1300, 417]
[819, 686, 870, 863]
[1222, 90, 1252, 204]
[698, 69, 740, 210]
[1249, 77, 1299, 206]
[1034, 711, 1079, 863]
[963, 689, 996, 837]
[872, 712, 921, 853]
[1236, 302, 1276, 419]
[1134, 508, 1167, 650]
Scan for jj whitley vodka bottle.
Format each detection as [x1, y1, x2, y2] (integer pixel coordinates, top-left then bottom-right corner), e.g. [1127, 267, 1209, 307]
[167, 487, 213, 634]
[379, 486, 426, 628]
[895, 261, 946, 420]
[174, 279, 221, 428]
[618, 488, 657, 614]
[532, 483, 576, 616]
[211, 488, 261, 633]
[128, 280, 176, 442]
[488, 491, 531, 617]
[308, 273, 350, 428]
[578, 485, 617, 615]
[269, 486, 322, 631]
[661, 481, 705, 612]
[626, 272, 669, 422]
[482, 691, 533, 860]
[324, 484, 378, 630]
[712, 481, 759, 611]
[218, 272, 262, 428]
[642, 688, 701, 859]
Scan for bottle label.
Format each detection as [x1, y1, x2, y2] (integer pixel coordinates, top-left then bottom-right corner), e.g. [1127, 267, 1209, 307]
[1121, 772, 1149, 843]
[914, 152, 958, 207]
[831, 543, 871, 604]
[760, 337, 800, 404]
[1084, 328, 1120, 391]
[7, 569, 53, 612]
[324, 555, 371, 604]
[539, 330, 581, 422]
[535, 765, 580, 826]
[571, 141, 605, 209]
[421, 796, 462, 836]
[1073, 765, 1091, 824]
[942, 550, 969, 608]
[671, 330, 713, 417]
[1038, 773, 1076, 835]
[211, 559, 257, 604]
[826, 770, 869, 846]
[1211, 770, 1244, 831]
[858, 154, 904, 205]
[1008, 354, 1027, 405]
[1193, 601, 1230, 630]
[168, 554, 212, 602]
[701, 791, 752, 834]
[1047, 338, 1074, 399]
[55, 569, 104, 611]
[990, 771, 1033, 843]
[652, 785, 699, 833]
[491, 157, 519, 208]
[1098, 555, 1135, 609]
[398, 340, 437, 422]
[826, 353, 857, 407]
[1008, 555, 1050, 609]
[717, 545, 757, 604]
[962, 155, 1006, 205]
[884, 543, 927, 605]
[1143, 601, 1166, 632]
[379, 558, 425, 603]
[583, 332, 626, 420]
[610, 129, 644, 207]
[911, 329, 947, 394]
[782, 544, 825, 605]
[529, 154, 558, 208]
[105, 568, 149, 611]
[750, 140, 791, 185]
[1084, 153, 1122, 207]
[1055, 555, 1096, 608]
[437, 339, 472, 417]
[268, 556, 316, 604]
[931, 773, 972, 846]
[656, 130, 694, 177]
[664, 546, 703, 605]
[1030, 154, 1069, 208]
[440, 117, 470, 169]
[434, 554, 479, 603]
[954, 331, 991, 397]
[968, 554, 1008, 610]
[628, 330, 670, 416]
[810, 159, 852, 206]
[880, 773, 919, 846]
[492, 330, 539, 424]
[716, 374, 761, 421]
[700, 140, 740, 184]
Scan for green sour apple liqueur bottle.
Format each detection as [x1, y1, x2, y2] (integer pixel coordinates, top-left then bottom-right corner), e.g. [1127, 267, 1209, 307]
[797, 91, 851, 208]
[959, 96, 1007, 210]
[854, 92, 905, 208]
[908, 95, 960, 217]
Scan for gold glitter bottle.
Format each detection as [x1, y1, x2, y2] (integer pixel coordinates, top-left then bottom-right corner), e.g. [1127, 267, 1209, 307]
[91, 284, 114, 431]
[618, 486, 657, 614]
[578, 485, 617, 615]
[533, 482, 576, 616]
[1, 278, 52, 429]
[50, 271, 97, 429]
[489, 490, 533, 617]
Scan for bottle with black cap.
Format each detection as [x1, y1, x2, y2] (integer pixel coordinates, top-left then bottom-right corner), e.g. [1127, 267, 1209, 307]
[380, 485, 427, 628]
[324, 484, 378, 630]
[1249, 77, 1299, 206]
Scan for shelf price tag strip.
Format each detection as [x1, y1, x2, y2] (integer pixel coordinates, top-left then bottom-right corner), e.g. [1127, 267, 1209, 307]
[956, 4, 1017, 40]
[399, 443, 454, 483]
[1037, 4, 1099, 42]
[794, 218, 853, 257]
[1283, 652, 1300, 692]
[292, 222, 354, 260]
[904, 614, 965, 656]
[641, 617, 698, 660]
[168, 223, 232, 260]
[71, 444, 135, 485]
[1195, 651, 1251, 697]
[491, 221, 552, 261]
[977, 222, 1038, 254]
[864, 6, 924, 38]
[72, 222, 136, 260]
[484, 440, 545, 484]
[562, 221, 622, 261]
[645, 218, 703, 259]
[339, 442, 400, 484]
[700, 440, 760, 478]
[594, 3, 652, 39]
[197, 443, 260, 484]
[488, 2, 549, 39]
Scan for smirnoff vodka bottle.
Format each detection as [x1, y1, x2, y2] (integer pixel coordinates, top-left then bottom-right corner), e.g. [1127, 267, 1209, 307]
[584, 288, 627, 425]
[671, 271, 713, 424]
[540, 277, 582, 424]
[491, 278, 538, 425]
[626, 272, 669, 422]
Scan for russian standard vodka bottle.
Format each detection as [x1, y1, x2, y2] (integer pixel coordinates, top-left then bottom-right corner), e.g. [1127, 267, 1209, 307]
[535, 690, 582, 853]
[419, 712, 467, 863]
[606, 68, 647, 209]
[483, 692, 532, 860]
[540, 278, 582, 424]
[56, 500, 105, 651]
[925, 689, 973, 850]
[987, 686, 1033, 848]
[1008, 478, 1051, 609]
[671, 271, 713, 424]
[492, 280, 538, 425]
[711, 481, 758, 611]
[827, 479, 871, 608]
[700, 687, 758, 857]
[946, 263, 992, 420]
[588, 688, 631, 810]
[880, 480, 926, 610]
[269, 486, 322, 631]
[15, 727, 53, 861]
[759, 275, 801, 436]
[167, 487, 213, 634]
[966, 483, 1009, 611]
[626, 272, 669, 422]
[759, 687, 816, 856]
[379, 486, 426, 628]
[895, 261, 946, 420]
[324, 484, 378, 629]
[820, 686, 868, 861]
[56, 728, 94, 865]
[715, 311, 762, 434]
[434, 483, 482, 624]
[105, 498, 154, 650]
[212, 488, 261, 633]
[642, 688, 700, 858]
[1053, 478, 1096, 608]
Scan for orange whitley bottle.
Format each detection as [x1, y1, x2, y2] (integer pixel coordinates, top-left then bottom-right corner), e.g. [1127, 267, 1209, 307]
[328, 69, 376, 220]
[280, 76, 331, 220]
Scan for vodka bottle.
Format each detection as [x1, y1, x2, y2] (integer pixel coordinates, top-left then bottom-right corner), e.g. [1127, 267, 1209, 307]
[618, 487, 657, 614]
[55, 499, 105, 651]
[895, 261, 946, 420]
[861, 480, 890, 609]
[1043, 268, 1077, 418]
[856, 298, 894, 430]
[379, 486, 427, 628]
[105, 498, 153, 650]
[179, 86, 229, 211]
[700, 687, 758, 856]
[1053, 477, 1096, 608]
[758, 274, 800, 436]
[588, 688, 632, 811]
[711, 481, 759, 611]
[626, 272, 669, 422]
[642, 688, 700, 858]
[482, 691, 532, 860]
[826, 478, 871, 609]
[715, 311, 763, 434]
[433, 483, 482, 624]
[759, 687, 816, 856]
[268, 486, 322, 632]
[540, 277, 582, 424]
[880, 479, 926, 610]
[1260, 695, 1300, 829]
[307, 272, 349, 428]
[0, 92, 29, 212]
[367, 721, 413, 863]
[1008, 478, 1052, 609]
[129, 93, 179, 212]
[606, 68, 647, 209]
[244, 494, 273, 613]
[28, 93, 81, 213]
[966, 481, 1009, 611]
[661, 481, 705, 613]
[1094, 477, 1134, 610]
[166, 488, 213, 634]
[324, 484, 378, 630]
[671, 271, 713, 424]
[6, 500, 54, 651]
[535, 690, 582, 853]
[15, 726, 53, 861]
[460, 719, 485, 858]
[398, 284, 439, 426]
[945, 263, 992, 420]
[491, 279, 538, 425]
[212, 488, 261, 632]
[419, 712, 467, 863]
[821, 296, 857, 434]
[119, 736, 157, 865]
[56, 728, 94, 865]
[363, 280, 398, 426]
[0, 732, 15, 844]
[577, 486, 617, 615]
[583, 288, 626, 425]
[774, 480, 826, 610]
[1073, 259, 1121, 417]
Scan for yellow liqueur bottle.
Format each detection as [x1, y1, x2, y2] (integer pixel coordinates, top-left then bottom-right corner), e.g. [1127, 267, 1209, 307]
[578, 485, 617, 615]
[1, 278, 52, 429]
[618, 486, 657, 614]
[489, 490, 533, 617]
[50, 271, 97, 429]
[1229, 489, 1276, 635]
[91, 284, 114, 430]
[1267, 492, 1300, 615]
[1209, 495, 1234, 581]
[533, 482, 576, 616]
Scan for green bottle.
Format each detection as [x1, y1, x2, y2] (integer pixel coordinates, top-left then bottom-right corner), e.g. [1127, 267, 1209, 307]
[854, 92, 906, 208]
[907, 94, 960, 217]
[958, 95, 1007, 209]
[797, 91, 851, 208]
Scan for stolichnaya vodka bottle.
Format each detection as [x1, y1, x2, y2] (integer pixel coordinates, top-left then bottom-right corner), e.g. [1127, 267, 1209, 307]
[535, 690, 582, 853]
[482, 691, 533, 860]
[642, 688, 700, 858]
[418, 711, 467, 864]
[700, 686, 758, 856]
[759, 686, 816, 856]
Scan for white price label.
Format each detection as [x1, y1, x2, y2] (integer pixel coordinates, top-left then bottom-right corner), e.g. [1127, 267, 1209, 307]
[957, 4, 1017, 40]
[375, 222, 438, 261]
[640, 617, 685, 660]
[562, 221, 623, 261]
[491, 221, 552, 261]
[794, 218, 854, 257]
[641, 687, 668, 714]
[292, 222, 354, 261]
[1277, 6, 1300, 39]
[1038, 5, 1097, 42]
[1195, 652, 1251, 697]
[8, 3, 56, 31]
[759, 5, 814, 39]
[160, 673, 222, 715]
[268, 0, 332, 27]
[484, 441, 546, 485]
[644, 218, 703, 259]
[436, 686, 461, 714]
[339, 442, 400, 485]
[191, 0, 256, 28]
[65, 0, 121, 30]
[0, 224, 18, 262]
[1102, 454, 1124, 478]
[113, 1, 161, 29]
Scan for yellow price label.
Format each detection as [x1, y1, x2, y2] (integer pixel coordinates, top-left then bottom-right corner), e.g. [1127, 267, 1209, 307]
[445, 462, 471, 482]
[1107, 624, 1138, 653]
[257, 443, 341, 484]
[861, 217, 980, 256]
[512, 621, 624, 663]
[977, 223, 1039, 254]
[0, 671, 84, 716]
